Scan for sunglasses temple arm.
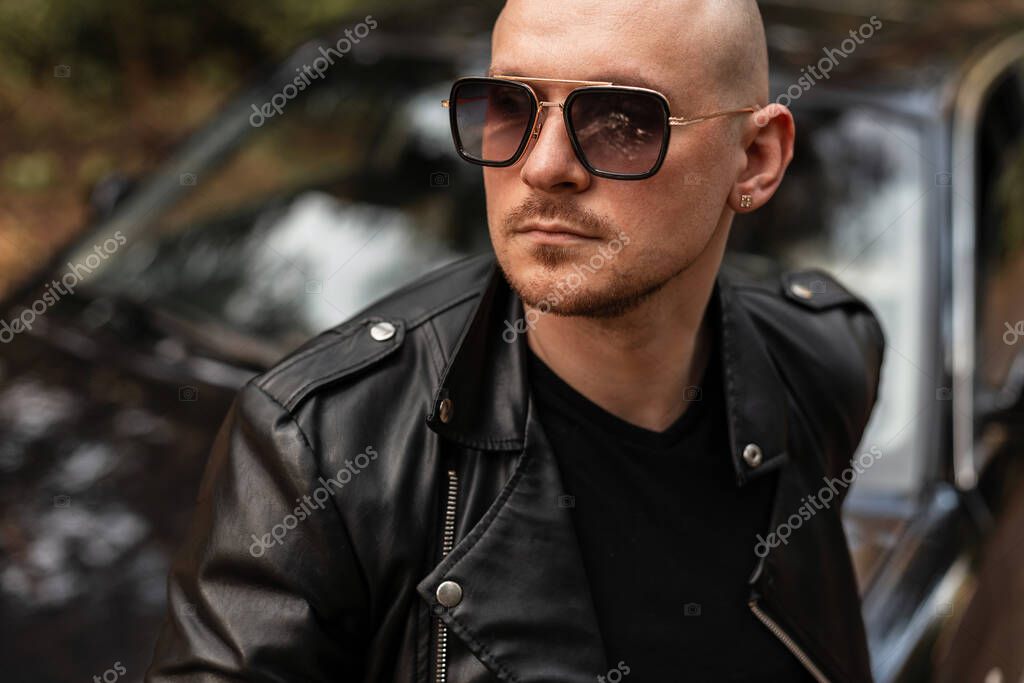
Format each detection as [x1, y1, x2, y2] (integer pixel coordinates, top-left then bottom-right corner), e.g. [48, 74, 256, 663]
[668, 107, 759, 127]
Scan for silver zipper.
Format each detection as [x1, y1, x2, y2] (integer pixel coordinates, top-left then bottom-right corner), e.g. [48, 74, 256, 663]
[434, 469, 459, 683]
[749, 600, 831, 683]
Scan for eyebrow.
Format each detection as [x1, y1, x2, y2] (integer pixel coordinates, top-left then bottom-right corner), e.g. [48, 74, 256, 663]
[486, 66, 668, 94]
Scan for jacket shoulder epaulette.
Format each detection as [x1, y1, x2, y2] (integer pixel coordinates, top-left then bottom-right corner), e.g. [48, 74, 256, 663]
[251, 253, 494, 412]
[254, 317, 406, 412]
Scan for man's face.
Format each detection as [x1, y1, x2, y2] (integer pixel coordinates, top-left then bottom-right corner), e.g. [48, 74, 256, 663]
[485, 0, 752, 317]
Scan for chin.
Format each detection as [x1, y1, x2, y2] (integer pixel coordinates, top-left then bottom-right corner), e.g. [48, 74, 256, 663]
[496, 250, 669, 320]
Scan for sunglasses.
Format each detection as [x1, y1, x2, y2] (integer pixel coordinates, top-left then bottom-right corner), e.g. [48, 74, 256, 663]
[442, 74, 759, 180]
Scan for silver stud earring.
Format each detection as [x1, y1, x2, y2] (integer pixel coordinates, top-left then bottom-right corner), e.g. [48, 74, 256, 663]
[740, 194, 753, 209]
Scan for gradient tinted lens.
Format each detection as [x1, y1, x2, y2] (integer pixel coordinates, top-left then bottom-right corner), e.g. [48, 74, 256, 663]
[568, 90, 667, 176]
[452, 81, 534, 163]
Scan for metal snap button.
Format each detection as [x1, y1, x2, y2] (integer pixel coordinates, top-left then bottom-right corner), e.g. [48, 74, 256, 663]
[436, 580, 463, 608]
[438, 398, 454, 423]
[742, 443, 764, 468]
[790, 283, 814, 300]
[369, 321, 396, 341]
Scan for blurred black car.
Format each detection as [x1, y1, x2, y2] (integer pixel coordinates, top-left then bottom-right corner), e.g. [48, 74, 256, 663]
[2, 2, 1024, 682]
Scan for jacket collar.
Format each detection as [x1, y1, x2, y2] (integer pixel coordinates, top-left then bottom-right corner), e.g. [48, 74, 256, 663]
[426, 258, 789, 485]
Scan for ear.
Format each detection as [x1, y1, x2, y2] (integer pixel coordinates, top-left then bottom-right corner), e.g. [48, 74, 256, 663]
[729, 103, 795, 213]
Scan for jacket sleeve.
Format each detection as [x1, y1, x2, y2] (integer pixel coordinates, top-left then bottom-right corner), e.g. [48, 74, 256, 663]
[798, 284, 887, 500]
[145, 380, 369, 681]
[839, 303, 886, 474]
[765, 269, 888, 507]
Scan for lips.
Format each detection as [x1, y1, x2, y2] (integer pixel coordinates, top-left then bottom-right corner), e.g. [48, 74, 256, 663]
[516, 221, 597, 239]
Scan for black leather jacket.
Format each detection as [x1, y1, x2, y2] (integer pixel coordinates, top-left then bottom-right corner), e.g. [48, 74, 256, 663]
[146, 253, 885, 683]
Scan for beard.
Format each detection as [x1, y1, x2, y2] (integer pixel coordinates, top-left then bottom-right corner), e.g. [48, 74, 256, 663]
[496, 242, 681, 319]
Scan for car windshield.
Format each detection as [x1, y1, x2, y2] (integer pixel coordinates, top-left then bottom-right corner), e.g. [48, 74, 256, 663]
[77, 45, 927, 497]
[80, 39, 490, 352]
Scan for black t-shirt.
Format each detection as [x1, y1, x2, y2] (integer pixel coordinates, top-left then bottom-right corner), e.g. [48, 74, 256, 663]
[526, 341, 815, 682]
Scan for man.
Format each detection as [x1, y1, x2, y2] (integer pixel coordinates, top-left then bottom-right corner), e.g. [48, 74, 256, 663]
[147, 0, 884, 681]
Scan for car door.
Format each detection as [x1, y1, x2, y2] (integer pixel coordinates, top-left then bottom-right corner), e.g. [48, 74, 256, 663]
[933, 36, 1024, 683]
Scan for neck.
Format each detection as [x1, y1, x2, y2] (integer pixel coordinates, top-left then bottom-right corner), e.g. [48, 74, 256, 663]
[525, 221, 728, 432]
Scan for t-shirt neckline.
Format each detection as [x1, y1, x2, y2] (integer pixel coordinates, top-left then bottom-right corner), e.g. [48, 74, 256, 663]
[526, 342, 720, 451]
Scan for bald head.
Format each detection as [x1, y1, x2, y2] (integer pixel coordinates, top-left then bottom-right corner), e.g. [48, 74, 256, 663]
[492, 0, 769, 110]
[483, 0, 794, 332]
[699, 0, 770, 106]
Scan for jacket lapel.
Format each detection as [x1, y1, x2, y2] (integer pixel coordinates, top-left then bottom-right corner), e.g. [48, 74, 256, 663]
[417, 396, 609, 682]
[714, 269, 790, 486]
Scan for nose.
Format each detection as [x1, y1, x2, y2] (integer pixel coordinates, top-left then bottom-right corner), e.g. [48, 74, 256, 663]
[519, 101, 591, 193]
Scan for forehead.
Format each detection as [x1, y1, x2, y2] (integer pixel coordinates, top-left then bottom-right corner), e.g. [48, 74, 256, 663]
[489, 1, 704, 105]
[485, 65, 671, 95]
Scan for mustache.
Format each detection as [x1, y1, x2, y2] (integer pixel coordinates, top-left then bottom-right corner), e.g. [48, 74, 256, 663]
[502, 196, 613, 239]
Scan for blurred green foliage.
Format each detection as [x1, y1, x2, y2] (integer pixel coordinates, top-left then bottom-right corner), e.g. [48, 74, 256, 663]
[0, 0, 383, 99]
[0, 0, 400, 294]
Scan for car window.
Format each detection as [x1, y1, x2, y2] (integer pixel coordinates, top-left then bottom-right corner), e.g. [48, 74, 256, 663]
[975, 63, 1024, 396]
